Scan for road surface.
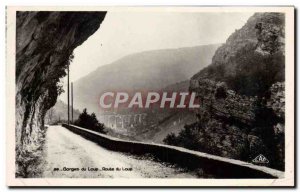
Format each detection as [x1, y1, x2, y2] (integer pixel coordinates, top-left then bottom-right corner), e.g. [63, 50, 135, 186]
[42, 125, 198, 178]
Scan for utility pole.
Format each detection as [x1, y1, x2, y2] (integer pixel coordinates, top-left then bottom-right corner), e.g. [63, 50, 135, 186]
[67, 63, 70, 125]
[71, 82, 74, 123]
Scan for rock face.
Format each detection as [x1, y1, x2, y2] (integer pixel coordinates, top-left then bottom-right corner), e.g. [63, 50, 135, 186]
[267, 82, 285, 118]
[192, 13, 285, 97]
[187, 13, 285, 170]
[190, 79, 258, 126]
[15, 11, 106, 177]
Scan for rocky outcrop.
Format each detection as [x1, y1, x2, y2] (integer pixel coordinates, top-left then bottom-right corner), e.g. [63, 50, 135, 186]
[190, 79, 258, 126]
[186, 13, 285, 170]
[267, 82, 285, 119]
[192, 13, 285, 97]
[189, 79, 284, 167]
[15, 11, 106, 177]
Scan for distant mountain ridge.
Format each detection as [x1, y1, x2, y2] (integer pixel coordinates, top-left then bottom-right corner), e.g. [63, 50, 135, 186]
[71, 44, 220, 114]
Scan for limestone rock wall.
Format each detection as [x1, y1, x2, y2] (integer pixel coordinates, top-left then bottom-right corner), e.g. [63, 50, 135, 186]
[188, 13, 285, 170]
[189, 79, 285, 169]
[267, 82, 285, 119]
[15, 11, 106, 177]
[190, 79, 258, 126]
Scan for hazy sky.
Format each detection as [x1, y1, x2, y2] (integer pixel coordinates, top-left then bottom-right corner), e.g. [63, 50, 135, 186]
[64, 11, 254, 83]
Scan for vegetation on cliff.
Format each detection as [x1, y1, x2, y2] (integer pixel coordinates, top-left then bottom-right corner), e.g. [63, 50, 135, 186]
[165, 12, 285, 170]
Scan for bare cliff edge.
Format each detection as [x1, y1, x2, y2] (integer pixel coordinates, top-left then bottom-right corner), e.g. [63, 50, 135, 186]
[15, 11, 106, 177]
[189, 13, 285, 170]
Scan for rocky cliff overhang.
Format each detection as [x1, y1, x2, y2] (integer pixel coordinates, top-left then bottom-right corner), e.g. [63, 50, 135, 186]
[15, 11, 106, 177]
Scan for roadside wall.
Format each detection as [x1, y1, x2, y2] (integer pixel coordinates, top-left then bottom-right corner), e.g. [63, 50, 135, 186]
[62, 123, 283, 178]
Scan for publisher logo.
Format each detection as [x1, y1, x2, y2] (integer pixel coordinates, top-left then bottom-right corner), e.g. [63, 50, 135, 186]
[252, 154, 269, 164]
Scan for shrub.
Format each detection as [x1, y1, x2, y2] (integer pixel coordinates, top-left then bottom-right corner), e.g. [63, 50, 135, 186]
[163, 123, 206, 152]
[163, 133, 178, 146]
[74, 108, 106, 134]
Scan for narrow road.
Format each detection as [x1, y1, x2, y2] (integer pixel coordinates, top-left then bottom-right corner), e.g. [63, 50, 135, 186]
[42, 125, 198, 178]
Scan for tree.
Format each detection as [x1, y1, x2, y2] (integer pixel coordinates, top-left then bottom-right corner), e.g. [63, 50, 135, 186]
[163, 133, 177, 146]
[75, 108, 106, 134]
